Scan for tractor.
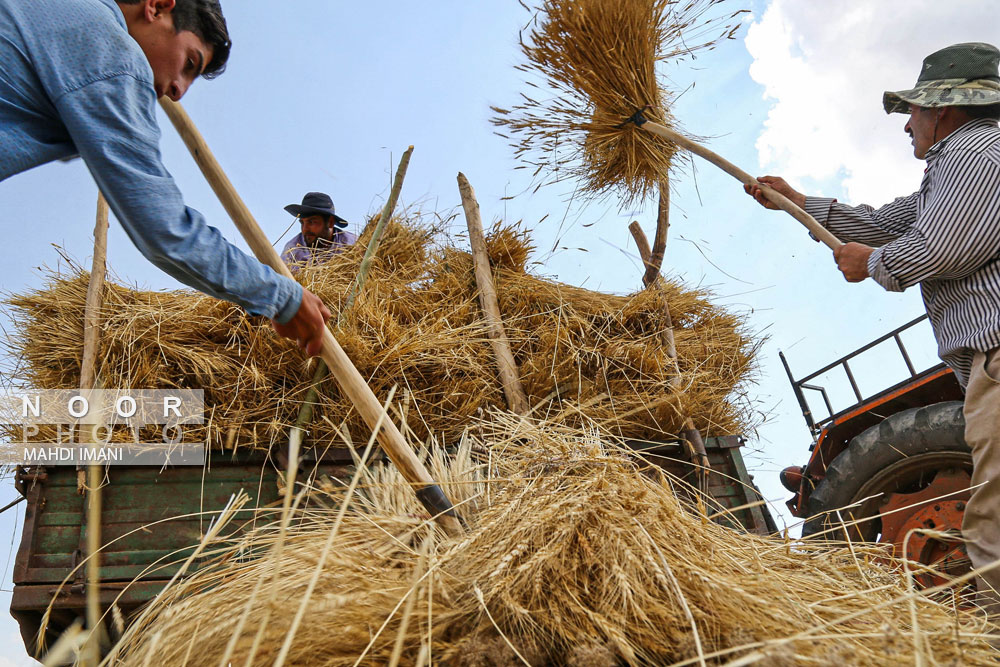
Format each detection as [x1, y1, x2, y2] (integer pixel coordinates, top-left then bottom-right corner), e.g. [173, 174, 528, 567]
[779, 314, 971, 586]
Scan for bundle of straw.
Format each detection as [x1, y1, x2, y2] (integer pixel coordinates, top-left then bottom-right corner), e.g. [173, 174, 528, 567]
[492, 0, 744, 206]
[2, 213, 759, 448]
[107, 417, 999, 665]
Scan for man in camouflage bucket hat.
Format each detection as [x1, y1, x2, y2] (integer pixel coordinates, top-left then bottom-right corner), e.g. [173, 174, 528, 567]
[746, 43, 1000, 617]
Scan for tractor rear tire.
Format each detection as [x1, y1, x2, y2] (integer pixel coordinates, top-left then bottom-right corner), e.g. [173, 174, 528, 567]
[801, 401, 970, 540]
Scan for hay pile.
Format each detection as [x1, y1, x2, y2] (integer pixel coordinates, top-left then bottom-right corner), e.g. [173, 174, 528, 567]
[3, 214, 758, 448]
[106, 418, 999, 666]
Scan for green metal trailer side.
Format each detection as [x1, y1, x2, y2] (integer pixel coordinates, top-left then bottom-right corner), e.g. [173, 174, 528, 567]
[10, 437, 772, 660]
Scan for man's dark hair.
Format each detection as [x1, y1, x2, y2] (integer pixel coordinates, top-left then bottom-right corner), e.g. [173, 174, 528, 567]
[956, 104, 1000, 121]
[120, 0, 231, 78]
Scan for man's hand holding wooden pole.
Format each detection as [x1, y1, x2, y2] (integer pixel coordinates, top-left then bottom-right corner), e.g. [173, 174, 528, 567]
[158, 98, 462, 536]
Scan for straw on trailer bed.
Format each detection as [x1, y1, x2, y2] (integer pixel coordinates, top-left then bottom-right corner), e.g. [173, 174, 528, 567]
[2, 214, 760, 450]
[107, 417, 1000, 665]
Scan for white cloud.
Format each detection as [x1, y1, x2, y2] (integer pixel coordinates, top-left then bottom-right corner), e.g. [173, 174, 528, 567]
[746, 0, 1000, 205]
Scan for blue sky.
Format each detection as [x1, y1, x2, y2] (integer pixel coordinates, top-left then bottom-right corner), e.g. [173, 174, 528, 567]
[2, 1, 999, 662]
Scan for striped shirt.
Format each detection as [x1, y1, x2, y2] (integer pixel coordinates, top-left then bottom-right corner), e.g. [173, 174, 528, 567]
[804, 118, 1000, 387]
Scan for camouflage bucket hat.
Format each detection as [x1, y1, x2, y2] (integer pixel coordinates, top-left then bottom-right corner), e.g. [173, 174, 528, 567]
[883, 42, 1000, 114]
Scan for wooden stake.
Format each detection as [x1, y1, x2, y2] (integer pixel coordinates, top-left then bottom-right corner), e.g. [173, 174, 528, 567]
[158, 99, 461, 536]
[344, 146, 414, 321]
[628, 221, 711, 486]
[637, 119, 842, 251]
[287, 146, 414, 499]
[82, 192, 109, 667]
[457, 172, 529, 415]
[80, 195, 108, 392]
[642, 181, 670, 288]
[630, 220, 676, 359]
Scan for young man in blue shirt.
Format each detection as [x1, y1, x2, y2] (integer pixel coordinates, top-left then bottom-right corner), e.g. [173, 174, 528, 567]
[0, 0, 331, 355]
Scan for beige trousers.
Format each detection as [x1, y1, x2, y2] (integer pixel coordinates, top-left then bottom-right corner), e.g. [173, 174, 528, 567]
[962, 348, 1000, 610]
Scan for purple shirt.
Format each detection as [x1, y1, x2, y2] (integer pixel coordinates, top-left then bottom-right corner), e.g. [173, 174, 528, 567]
[280, 230, 358, 270]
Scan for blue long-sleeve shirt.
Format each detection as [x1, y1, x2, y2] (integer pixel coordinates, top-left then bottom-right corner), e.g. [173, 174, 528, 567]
[0, 0, 302, 323]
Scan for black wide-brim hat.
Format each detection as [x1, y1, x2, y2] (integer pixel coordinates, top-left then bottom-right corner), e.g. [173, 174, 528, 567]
[284, 192, 348, 229]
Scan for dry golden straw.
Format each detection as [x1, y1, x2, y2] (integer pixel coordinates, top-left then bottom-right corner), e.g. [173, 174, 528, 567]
[2, 212, 759, 450]
[104, 417, 999, 665]
[492, 0, 745, 206]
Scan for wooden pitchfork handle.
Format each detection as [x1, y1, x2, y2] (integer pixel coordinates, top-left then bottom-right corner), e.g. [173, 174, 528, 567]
[624, 111, 843, 251]
[158, 99, 463, 536]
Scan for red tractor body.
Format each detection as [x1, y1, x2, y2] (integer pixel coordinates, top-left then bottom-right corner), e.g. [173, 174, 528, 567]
[780, 315, 970, 584]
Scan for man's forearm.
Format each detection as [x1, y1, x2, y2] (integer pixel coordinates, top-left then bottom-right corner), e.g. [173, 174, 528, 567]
[804, 194, 918, 247]
[57, 75, 302, 321]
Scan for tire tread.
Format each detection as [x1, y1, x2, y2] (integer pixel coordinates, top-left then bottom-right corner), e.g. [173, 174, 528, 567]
[802, 401, 967, 536]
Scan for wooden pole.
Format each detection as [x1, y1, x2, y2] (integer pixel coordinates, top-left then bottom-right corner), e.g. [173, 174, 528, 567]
[642, 181, 670, 288]
[457, 172, 530, 415]
[158, 99, 461, 536]
[630, 221, 676, 357]
[637, 119, 842, 251]
[82, 192, 109, 666]
[287, 146, 414, 489]
[628, 221, 710, 485]
[80, 196, 108, 393]
[344, 146, 414, 321]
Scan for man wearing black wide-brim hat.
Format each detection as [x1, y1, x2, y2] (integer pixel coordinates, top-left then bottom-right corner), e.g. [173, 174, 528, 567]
[747, 42, 1000, 615]
[280, 192, 358, 271]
